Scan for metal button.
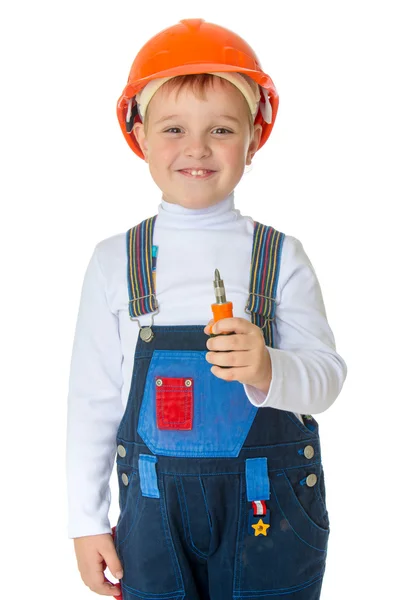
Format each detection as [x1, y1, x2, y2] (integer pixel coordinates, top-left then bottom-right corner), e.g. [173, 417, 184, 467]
[121, 473, 129, 486]
[139, 326, 154, 342]
[117, 444, 126, 458]
[306, 474, 318, 487]
[185, 379, 192, 387]
[304, 445, 315, 459]
[156, 378, 163, 387]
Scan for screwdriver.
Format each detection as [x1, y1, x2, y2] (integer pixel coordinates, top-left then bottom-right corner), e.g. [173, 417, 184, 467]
[209, 269, 235, 368]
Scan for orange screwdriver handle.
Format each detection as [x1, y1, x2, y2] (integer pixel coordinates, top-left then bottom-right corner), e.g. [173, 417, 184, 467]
[211, 301, 233, 326]
[210, 302, 234, 368]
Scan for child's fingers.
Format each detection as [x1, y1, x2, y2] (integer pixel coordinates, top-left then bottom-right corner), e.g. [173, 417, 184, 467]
[102, 545, 124, 581]
[74, 534, 123, 596]
[84, 565, 122, 596]
[93, 543, 124, 596]
[93, 577, 121, 596]
[98, 581, 121, 596]
[204, 319, 215, 335]
[103, 577, 122, 598]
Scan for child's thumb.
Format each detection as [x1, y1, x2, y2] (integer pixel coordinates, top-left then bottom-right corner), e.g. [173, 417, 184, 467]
[204, 318, 215, 334]
[103, 547, 124, 580]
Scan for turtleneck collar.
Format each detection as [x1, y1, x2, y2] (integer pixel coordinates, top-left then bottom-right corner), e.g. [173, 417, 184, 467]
[157, 193, 239, 229]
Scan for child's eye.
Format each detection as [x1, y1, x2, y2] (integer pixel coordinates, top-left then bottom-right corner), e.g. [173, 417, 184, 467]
[163, 127, 232, 135]
[212, 128, 232, 135]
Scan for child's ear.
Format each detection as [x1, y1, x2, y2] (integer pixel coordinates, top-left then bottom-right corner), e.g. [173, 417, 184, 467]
[133, 122, 149, 162]
[246, 124, 263, 165]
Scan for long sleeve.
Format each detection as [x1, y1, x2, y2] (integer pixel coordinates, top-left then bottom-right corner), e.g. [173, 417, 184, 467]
[66, 245, 124, 538]
[244, 235, 347, 414]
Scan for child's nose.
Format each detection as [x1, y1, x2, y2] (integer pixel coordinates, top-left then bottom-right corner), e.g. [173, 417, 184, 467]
[184, 137, 211, 159]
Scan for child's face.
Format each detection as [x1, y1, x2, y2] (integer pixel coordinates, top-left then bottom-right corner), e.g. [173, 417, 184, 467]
[134, 78, 262, 209]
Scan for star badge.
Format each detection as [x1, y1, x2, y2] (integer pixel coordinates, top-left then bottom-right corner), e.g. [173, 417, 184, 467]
[251, 518, 270, 536]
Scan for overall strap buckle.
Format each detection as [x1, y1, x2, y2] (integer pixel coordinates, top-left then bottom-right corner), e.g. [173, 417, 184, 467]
[127, 216, 159, 340]
[246, 222, 285, 347]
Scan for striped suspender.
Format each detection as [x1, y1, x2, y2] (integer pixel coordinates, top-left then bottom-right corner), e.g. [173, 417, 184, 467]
[245, 222, 285, 348]
[126, 216, 158, 319]
[126, 218, 285, 348]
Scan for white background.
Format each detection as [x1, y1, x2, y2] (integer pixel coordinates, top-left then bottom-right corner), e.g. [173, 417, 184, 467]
[1, 1, 399, 598]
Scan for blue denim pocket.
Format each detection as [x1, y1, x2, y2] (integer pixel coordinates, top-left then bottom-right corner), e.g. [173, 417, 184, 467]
[138, 350, 258, 457]
[281, 465, 330, 532]
[234, 469, 329, 596]
[272, 469, 330, 547]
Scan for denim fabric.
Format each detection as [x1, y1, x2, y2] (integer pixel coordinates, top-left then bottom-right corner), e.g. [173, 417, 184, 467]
[138, 454, 159, 498]
[115, 326, 330, 599]
[138, 349, 258, 456]
[245, 458, 270, 501]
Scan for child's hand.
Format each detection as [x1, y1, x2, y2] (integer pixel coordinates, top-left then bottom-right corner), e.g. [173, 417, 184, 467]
[73, 533, 123, 596]
[204, 317, 272, 394]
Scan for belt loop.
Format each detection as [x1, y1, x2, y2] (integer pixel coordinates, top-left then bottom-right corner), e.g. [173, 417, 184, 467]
[245, 457, 270, 501]
[138, 454, 160, 498]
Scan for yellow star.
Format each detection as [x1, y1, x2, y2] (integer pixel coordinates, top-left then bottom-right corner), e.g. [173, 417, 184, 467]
[251, 518, 270, 536]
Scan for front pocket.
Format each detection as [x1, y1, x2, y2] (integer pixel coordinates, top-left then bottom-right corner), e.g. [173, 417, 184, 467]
[155, 376, 193, 430]
[271, 469, 329, 548]
[234, 470, 328, 596]
[281, 466, 330, 531]
[138, 350, 258, 457]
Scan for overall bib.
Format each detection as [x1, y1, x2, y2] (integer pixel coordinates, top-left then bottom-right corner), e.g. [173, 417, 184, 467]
[114, 218, 330, 600]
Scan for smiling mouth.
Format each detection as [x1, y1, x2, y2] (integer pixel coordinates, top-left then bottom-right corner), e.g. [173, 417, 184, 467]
[178, 169, 216, 179]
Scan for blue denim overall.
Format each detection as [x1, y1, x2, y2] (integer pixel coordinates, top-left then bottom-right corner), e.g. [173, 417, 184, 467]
[114, 218, 330, 600]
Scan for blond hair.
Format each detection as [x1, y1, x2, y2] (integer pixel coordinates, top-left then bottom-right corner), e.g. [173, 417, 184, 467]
[143, 73, 254, 136]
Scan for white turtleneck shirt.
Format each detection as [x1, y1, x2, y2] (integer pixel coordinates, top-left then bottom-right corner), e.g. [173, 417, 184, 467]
[66, 192, 347, 538]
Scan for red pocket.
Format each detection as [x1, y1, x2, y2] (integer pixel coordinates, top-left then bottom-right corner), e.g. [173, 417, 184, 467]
[155, 376, 193, 430]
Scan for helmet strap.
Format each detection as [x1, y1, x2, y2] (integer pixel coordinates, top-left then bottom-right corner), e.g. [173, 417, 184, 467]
[259, 89, 272, 124]
[126, 99, 139, 134]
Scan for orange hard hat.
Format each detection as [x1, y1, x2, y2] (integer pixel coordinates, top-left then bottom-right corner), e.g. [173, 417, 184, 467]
[116, 19, 279, 159]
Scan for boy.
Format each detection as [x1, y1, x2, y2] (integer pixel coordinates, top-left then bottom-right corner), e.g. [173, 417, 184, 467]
[67, 19, 347, 600]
